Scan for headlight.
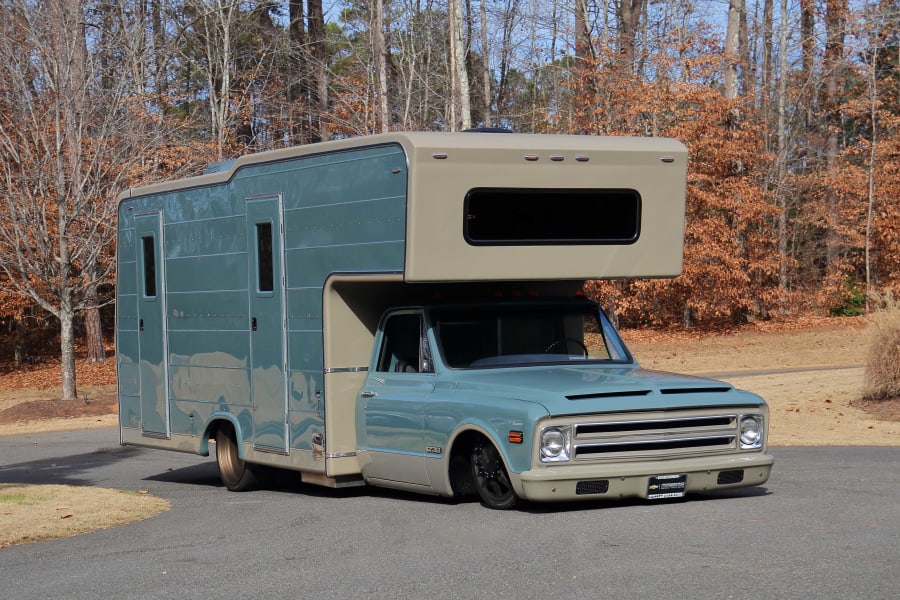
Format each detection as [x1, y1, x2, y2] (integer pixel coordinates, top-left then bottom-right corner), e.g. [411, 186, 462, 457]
[739, 415, 764, 449]
[540, 426, 571, 462]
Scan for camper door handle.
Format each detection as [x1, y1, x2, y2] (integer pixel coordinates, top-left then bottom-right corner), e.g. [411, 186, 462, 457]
[360, 390, 377, 398]
[139, 319, 144, 332]
[251, 317, 257, 331]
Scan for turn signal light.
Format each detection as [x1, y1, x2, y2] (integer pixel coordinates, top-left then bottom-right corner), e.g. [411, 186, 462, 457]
[508, 431, 524, 444]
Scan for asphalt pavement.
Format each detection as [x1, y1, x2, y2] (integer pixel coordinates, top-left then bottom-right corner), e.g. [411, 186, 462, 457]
[1, 427, 898, 599]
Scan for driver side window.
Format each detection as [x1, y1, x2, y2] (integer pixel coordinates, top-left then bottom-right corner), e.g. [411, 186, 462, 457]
[376, 313, 434, 374]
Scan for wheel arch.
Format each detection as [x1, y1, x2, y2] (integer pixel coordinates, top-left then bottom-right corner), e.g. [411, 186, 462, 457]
[204, 413, 247, 459]
[443, 425, 524, 499]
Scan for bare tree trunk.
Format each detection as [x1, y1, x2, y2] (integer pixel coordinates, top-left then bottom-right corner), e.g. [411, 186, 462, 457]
[373, 0, 390, 132]
[800, 0, 815, 150]
[152, 0, 167, 111]
[823, 0, 847, 271]
[738, 0, 753, 96]
[724, 0, 741, 101]
[776, 0, 789, 292]
[761, 0, 774, 137]
[449, 0, 471, 130]
[480, 0, 491, 126]
[495, 0, 520, 123]
[448, 0, 458, 130]
[864, 31, 881, 310]
[288, 0, 305, 142]
[574, 0, 592, 62]
[50, 0, 89, 401]
[617, 0, 643, 74]
[60, 310, 77, 401]
[12, 318, 25, 366]
[84, 264, 106, 363]
[308, 0, 328, 141]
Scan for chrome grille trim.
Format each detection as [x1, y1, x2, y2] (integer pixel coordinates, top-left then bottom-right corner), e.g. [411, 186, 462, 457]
[570, 412, 741, 461]
[575, 414, 736, 435]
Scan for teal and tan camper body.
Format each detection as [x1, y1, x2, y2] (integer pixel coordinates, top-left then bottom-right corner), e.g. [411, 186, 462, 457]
[116, 132, 772, 506]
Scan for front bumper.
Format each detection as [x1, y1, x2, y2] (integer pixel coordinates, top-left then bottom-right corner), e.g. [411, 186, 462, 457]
[516, 453, 774, 502]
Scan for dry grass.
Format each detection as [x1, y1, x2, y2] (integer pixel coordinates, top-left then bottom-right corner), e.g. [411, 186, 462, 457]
[0, 484, 169, 548]
[864, 292, 900, 401]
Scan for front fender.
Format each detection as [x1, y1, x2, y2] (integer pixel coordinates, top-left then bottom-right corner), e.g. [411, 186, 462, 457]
[429, 396, 547, 474]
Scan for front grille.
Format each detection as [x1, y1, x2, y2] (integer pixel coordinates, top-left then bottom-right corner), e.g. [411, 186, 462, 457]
[571, 412, 739, 460]
[575, 435, 734, 457]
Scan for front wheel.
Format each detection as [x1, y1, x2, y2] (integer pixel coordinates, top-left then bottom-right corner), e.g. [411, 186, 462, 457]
[470, 439, 520, 510]
[216, 426, 257, 492]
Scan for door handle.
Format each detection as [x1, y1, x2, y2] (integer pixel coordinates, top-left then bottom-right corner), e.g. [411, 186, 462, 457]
[251, 317, 258, 331]
[360, 390, 377, 398]
[139, 319, 144, 332]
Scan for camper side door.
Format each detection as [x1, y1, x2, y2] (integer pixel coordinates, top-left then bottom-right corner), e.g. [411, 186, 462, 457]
[134, 212, 169, 437]
[246, 197, 289, 452]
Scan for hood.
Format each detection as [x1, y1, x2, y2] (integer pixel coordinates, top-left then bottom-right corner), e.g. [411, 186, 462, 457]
[450, 364, 764, 415]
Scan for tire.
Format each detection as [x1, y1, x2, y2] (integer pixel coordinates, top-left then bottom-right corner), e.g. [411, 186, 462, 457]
[216, 426, 258, 492]
[470, 438, 520, 510]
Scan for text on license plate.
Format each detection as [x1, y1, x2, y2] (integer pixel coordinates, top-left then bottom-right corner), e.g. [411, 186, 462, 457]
[647, 474, 687, 499]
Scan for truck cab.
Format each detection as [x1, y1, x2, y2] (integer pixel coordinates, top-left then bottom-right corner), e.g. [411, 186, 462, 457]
[354, 290, 771, 509]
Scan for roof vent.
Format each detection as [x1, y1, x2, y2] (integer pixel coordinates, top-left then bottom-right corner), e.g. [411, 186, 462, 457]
[463, 127, 513, 133]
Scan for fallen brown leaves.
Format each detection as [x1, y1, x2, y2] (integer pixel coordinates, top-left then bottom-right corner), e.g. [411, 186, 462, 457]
[0, 348, 118, 427]
[0, 350, 117, 391]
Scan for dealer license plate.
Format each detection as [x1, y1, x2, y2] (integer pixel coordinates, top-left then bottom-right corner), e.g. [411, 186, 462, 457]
[647, 474, 687, 499]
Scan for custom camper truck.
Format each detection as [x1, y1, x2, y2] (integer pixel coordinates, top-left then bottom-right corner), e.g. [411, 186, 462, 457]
[116, 132, 773, 509]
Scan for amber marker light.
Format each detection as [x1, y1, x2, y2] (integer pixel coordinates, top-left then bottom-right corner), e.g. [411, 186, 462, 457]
[508, 431, 524, 444]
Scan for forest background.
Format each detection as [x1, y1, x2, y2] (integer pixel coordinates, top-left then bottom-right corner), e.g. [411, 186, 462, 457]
[0, 0, 897, 401]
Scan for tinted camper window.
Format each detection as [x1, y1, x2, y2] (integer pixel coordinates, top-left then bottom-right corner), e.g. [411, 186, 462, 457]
[464, 188, 641, 245]
[141, 236, 157, 297]
[256, 222, 274, 292]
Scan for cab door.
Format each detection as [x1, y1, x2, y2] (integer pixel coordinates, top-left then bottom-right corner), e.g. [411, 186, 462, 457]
[358, 311, 434, 486]
[246, 196, 288, 452]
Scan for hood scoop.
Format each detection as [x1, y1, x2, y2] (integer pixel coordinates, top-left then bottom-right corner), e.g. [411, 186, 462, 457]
[567, 390, 651, 400]
[660, 386, 732, 395]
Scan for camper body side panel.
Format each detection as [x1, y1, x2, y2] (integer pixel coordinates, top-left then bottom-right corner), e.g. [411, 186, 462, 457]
[117, 144, 408, 471]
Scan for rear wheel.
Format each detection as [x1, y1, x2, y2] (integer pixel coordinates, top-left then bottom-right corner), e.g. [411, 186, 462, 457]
[216, 426, 257, 491]
[470, 439, 519, 510]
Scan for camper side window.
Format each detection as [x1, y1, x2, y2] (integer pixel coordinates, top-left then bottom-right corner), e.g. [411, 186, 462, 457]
[464, 188, 641, 245]
[141, 236, 157, 298]
[256, 222, 274, 292]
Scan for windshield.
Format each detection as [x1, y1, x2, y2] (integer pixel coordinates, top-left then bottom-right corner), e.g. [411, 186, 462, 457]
[431, 301, 633, 369]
